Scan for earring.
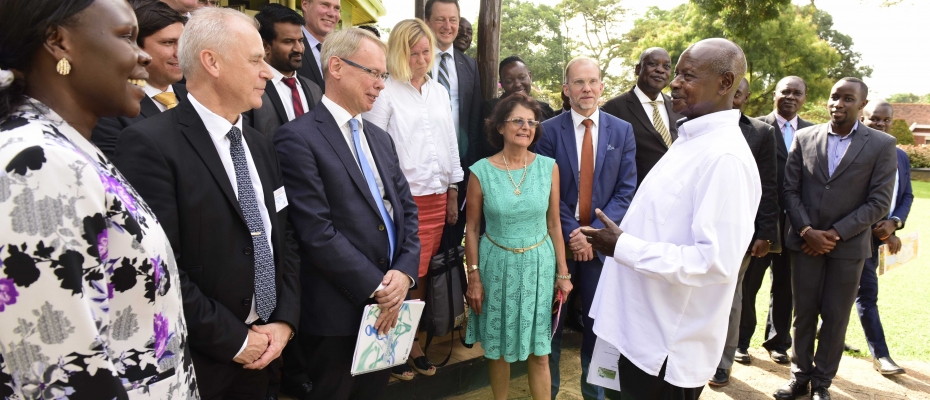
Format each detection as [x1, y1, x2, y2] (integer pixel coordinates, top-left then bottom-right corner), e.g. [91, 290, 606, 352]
[56, 58, 71, 76]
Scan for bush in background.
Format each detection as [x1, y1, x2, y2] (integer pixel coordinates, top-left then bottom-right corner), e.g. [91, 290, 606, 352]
[889, 119, 916, 145]
[900, 145, 930, 168]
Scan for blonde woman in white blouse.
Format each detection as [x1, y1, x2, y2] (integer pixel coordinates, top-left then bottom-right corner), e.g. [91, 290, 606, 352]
[364, 18, 464, 379]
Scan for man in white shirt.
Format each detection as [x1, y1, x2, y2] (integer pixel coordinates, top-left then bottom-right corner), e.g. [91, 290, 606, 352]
[583, 38, 760, 399]
[297, 0, 340, 92]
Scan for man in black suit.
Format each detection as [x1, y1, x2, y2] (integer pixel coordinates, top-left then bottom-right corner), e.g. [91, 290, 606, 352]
[297, 0, 340, 92]
[113, 9, 300, 399]
[92, 0, 187, 158]
[246, 4, 322, 140]
[273, 28, 420, 400]
[738, 76, 814, 364]
[426, 0, 482, 245]
[709, 78, 779, 387]
[602, 47, 683, 188]
[774, 77, 897, 400]
[453, 17, 472, 53]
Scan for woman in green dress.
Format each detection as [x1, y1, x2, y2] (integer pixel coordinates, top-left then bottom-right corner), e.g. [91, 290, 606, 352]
[465, 92, 573, 399]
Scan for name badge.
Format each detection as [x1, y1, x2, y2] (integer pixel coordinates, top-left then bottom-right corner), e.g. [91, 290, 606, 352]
[274, 186, 288, 212]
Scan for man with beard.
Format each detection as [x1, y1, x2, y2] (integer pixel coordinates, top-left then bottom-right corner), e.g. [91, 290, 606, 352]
[453, 17, 472, 53]
[246, 4, 322, 140]
[774, 78, 896, 400]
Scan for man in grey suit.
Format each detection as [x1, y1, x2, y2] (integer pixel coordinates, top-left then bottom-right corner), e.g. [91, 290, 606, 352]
[774, 77, 897, 400]
[601, 47, 683, 188]
[738, 76, 814, 364]
[245, 4, 322, 140]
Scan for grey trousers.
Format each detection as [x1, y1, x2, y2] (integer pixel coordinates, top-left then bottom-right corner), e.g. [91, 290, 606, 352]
[790, 252, 865, 389]
[718, 253, 753, 370]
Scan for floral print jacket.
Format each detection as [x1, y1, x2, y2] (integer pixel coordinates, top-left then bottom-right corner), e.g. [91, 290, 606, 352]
[0, 99, 198, 399]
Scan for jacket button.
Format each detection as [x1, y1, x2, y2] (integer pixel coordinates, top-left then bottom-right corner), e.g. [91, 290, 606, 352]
[242, 298, 250, 306]
[825, 185, 830, 189]
[379, 224, 385, 231]
[244, 246, 253, 255]
[380, 258, 387, 265]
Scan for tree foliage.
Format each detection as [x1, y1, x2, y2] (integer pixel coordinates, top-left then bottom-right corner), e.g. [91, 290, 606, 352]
[498, 0, 573, 104]
[558, 0, 629, 98]
[889, 119, 916, 145]
[887, 93, 930, 104]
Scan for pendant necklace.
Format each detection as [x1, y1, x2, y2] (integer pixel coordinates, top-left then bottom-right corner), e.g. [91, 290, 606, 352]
[502, 153, 528, 195]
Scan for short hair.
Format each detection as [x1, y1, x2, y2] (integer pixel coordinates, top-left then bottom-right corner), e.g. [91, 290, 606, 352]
[130, 0, 186, 48]
[777, 76, 808, 93]
[485, 92, 543, 150]
[178, 7, 258, 77]
[838, 77, 869, 99]
[386, 19, 434, 82]
[563, 56, 599, 84]
[321, 28, 387, 79]
[255, 4, 305, 44]
[636, 47, 667, 66]
[705, 42, 746, 83]
[499, 55, 525, 77]
[864, 98, 893, 117]
[357, 25, 381, 38]
[424, 0, 460, 20]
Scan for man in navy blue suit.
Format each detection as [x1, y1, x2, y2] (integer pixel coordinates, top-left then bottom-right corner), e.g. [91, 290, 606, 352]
[856, 99, 913, 375]
[536, 56, 637, 400]
[272, 28, 420, 399]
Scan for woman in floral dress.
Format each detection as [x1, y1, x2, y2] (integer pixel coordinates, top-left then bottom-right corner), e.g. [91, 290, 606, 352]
[0, 0, 198, 398]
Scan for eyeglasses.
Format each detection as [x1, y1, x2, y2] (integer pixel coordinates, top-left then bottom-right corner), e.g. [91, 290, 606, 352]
[340, 57, 389, 81]
[506, 118, 540, 128]
[569, 78, 601, 89]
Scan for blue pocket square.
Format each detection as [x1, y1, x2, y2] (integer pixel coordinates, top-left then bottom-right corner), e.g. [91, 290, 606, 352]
[607, 144, 616, 151]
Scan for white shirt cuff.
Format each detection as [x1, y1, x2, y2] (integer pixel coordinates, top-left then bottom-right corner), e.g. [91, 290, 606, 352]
[613, 233, 646, 268]
[369, 273, 416, 298]
[233, 334, 249, 360]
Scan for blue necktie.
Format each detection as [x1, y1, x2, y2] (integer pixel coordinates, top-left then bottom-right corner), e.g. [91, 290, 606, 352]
[226, 126, 276, 321]
[783, 122, 794, 150]
[349, 119, 396, 260]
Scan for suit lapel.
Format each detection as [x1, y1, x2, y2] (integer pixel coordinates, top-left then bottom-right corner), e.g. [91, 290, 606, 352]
[767, 113, 789, 159]
[626, 89, 668, 149]
[264, 80, 289, 124]
[815, 125, 831, 180]
[594, 110, 610, 183]
[363, 124, 403, 257]
[828, 124, 870, 183]
[302, 36, 324, 85]
[662, 93, 679, 140]
[559, 113, 580, 187]
[298, 76, 319, 108]
[315, 105, 380, 215]
[139, 96, 161, 119]
[176, 102, 247, 225]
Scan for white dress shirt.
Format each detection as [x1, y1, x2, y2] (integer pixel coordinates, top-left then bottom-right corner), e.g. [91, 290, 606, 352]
[364, 76, 463, 196]
[187, 93, 273, 358]
[270, 66, 310, 121]
[633, 84, 671, 132]
[302, 26, 323, 74]
[590, 109, 761, 388]
[432, 46, 460, 133]
[144, 83, 175, 113]
[570, 108, 600, 221]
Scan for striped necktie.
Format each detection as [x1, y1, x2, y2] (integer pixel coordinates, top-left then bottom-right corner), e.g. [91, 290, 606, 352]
[437, 52, 452, 98]
[648, 100, 672, 147]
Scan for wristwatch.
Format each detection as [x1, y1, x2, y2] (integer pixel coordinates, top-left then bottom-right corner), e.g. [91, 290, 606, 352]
[448, 183, 459, 191]
[891, 216, 903, 229]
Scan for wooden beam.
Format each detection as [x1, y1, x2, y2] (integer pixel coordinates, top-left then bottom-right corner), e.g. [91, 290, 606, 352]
[415, 0, 425, 20]
[477, 0, 502, 101]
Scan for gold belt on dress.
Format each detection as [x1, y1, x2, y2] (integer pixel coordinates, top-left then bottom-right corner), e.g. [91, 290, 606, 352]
[484, 232, 549, 254]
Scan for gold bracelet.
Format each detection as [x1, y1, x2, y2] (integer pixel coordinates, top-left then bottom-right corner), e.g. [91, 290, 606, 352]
[467, 264, 479, 273]
[556, 273, 572, 280]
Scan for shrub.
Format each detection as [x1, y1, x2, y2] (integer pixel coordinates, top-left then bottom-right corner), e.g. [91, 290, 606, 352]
[889, 119, 916, 145]
[900, 145, 930, 168]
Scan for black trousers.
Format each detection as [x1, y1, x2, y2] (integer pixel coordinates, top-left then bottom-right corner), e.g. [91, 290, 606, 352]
[604, 355, 703, 400]
[790, 252, 865, 389]
[301, 334, 391, 400]
[738, 249, 793, 352]
[192, 352, 270, 400]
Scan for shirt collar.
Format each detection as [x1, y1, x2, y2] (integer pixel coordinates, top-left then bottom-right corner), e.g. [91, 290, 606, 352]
[570, 108, 600, 130]
[677, 109, 740, 140]
[271, 66, 297, 83]
[143, 82, 173, 99]
[434, 46, 454, 59]
[774, 112, 798, 131]
[186, 93, 243, 143]
[303, 26, 322, 49]
[828, 120, 859, 138]
[321, 95, 364, 131]
[633, 85, 663, 105]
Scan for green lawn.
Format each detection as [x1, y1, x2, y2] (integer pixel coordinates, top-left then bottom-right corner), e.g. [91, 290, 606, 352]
[748, 180, 930, 362]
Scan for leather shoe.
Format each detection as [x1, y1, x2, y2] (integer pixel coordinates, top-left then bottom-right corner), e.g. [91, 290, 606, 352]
[811, 386, 831, 400]
[844, 343, 860, 353]
[773, 380, 809, 399]
[280, 381, 313, 400]
[769, 349, 789, 364]
[734, 347, 751, 364]
[873, 356, 906, 375]
[708, 368, 729, 386]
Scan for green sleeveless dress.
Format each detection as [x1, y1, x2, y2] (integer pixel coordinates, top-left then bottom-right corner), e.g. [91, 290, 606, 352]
[465, 155, 556, 362]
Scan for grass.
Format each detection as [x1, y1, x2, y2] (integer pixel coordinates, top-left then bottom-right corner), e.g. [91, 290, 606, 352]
[748, 180, 930, 362]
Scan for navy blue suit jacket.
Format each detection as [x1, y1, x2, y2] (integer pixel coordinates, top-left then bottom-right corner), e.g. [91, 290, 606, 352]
[273, 103, 420, 336]
[891, 147, 913, 225]
[536, 110, 637, 252]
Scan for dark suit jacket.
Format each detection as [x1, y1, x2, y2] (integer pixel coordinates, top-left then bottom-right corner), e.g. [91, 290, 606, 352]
[454, 49, 483, 169]
[91, 83, 188, 158]
[113, 100, 300, 392]
[536, 110, 637, 256]
[891, 148, 914, 225]
[243, 75, 323, 139]
[273, 103, 420, 337]
[757, 112, 814, 197]
[478, 97, 556, 159]
[739, 114, 780, 246]
[601, 86, 682, 187]
[297, 36, 325, 93]
[783, 123, 897, 259]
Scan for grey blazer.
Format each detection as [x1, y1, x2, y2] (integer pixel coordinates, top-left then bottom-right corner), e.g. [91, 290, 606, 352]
[782, 123, 897, 259]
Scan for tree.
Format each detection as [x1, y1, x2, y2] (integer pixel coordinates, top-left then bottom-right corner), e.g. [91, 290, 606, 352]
[887, 93, 926, 103]
[691, 0, 790, 37]
[889, 119, 916, 145]
[558, 0, 629, 98]
[498, 0, 573, 104]
[807, 6, 873, 80]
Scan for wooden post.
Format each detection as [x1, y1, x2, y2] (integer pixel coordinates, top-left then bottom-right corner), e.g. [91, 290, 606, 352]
[415, 0, 425, 20]
[477, 0, 502, 101]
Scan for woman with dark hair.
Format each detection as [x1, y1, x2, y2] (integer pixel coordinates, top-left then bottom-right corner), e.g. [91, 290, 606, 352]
[0, 0, 198, 398]
[464, 92, 572, 399]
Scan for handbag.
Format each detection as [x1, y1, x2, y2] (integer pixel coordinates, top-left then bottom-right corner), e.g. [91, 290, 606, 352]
[421, 223, 468, 367]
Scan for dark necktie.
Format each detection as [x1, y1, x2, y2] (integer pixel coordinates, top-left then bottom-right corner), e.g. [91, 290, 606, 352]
[316, 43, 325, 82]
[579, 119, 594, 226]
[226, 126, 276, 321]
[281, 77, 305, 118]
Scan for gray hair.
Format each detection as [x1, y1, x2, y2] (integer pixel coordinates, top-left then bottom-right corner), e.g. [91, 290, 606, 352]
[321, 28, 387, 79]
[178, 7, 259, 77]
[707, 43, 747, 82]
[563, 56, 600, 84]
